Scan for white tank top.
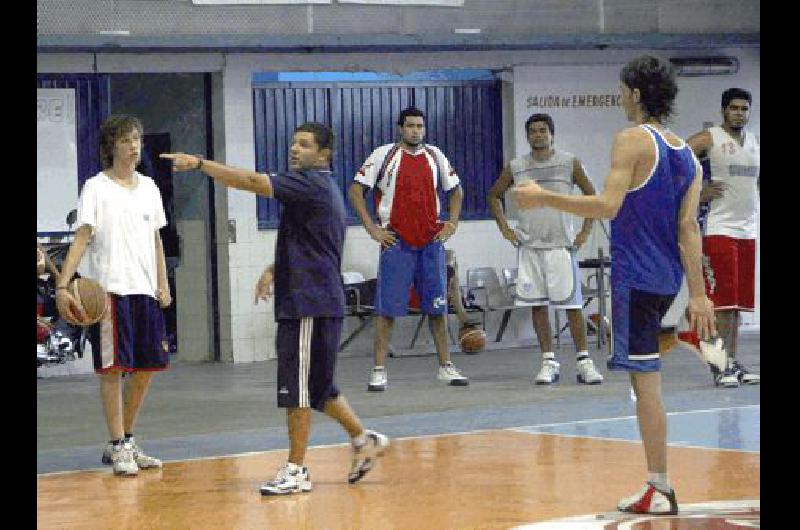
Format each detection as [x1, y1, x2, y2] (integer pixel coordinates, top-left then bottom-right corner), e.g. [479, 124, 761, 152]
[705, 126, 760, 239]
[509, 150, 577, 248]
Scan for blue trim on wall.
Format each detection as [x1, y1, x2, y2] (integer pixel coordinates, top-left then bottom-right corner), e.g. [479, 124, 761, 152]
[253, 70, 497, 83]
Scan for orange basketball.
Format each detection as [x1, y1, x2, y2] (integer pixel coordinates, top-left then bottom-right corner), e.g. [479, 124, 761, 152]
[68, 277, 108, 326]
[459, 325, 486, 354]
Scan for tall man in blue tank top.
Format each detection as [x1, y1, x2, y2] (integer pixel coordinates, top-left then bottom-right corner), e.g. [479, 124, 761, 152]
[162, 123, 389, 496]
[513, 56, 717, 515]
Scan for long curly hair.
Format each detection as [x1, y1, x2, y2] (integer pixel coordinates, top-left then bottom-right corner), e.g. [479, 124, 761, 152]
[620, 55, 678, 122]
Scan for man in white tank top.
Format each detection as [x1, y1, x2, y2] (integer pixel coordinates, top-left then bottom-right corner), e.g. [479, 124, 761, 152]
[488, 113, 603, 386]
[686, 88, 760, 387]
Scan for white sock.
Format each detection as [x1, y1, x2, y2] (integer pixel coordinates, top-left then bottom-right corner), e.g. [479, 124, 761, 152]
[576, 350, 589, 361]
[352, 432, 368, 448]
[648, 472, 671, 492]
[542, 352, 555, 361]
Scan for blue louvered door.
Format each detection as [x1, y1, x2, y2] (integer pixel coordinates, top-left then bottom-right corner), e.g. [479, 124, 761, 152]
[253, 80, 502, 228]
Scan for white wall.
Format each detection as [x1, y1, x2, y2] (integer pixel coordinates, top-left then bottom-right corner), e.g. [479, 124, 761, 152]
[510, 48, 760, 327]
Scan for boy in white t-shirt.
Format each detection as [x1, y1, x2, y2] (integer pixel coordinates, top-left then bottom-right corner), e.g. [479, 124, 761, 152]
[56, 115, 172, 477]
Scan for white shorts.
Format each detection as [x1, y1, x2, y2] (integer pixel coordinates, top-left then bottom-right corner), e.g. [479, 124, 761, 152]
[516, 247, 583, 308]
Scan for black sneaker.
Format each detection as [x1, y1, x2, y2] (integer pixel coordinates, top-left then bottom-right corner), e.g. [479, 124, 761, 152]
[732, 360, 760, 385]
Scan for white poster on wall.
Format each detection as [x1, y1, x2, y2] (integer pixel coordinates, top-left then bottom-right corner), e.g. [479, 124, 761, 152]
[37, 88, 79, 233]
[509, 66, 629, 251]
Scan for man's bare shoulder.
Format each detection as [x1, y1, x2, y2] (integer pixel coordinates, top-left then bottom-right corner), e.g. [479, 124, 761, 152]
[613, 126, 652, 153]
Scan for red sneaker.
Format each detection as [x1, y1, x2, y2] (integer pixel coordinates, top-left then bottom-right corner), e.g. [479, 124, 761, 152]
[618, 482, 678, 515]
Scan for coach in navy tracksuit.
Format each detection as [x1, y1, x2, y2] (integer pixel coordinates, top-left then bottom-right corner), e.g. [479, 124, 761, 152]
[162, 122, 389, 496]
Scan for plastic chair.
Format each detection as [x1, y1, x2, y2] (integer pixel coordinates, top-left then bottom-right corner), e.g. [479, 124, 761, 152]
[466, 267, 528, 342]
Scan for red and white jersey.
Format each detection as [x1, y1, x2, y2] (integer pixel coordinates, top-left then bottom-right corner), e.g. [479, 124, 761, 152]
[705, 126, 760, 239]
[355, 143, 460, 247]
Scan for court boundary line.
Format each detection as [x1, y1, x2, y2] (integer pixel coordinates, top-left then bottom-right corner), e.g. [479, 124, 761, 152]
[507, 404, 760, 454]
[38, 405, 759, 477]
[508, 404, 759, 430]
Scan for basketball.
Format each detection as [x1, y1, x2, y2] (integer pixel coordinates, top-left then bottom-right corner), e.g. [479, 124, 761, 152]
[459, 325, 486, 354]
[658, 331, 678, 354]
[67, 277, 108, 326]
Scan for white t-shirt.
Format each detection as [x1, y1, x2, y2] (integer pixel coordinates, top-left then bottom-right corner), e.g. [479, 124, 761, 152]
[76, 171, 167, 297]
[705, 126, 760, 239]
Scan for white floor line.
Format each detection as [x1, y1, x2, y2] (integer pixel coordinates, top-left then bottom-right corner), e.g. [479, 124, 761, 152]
[507, 404, 759, 431]
[520, 431, 760, 454]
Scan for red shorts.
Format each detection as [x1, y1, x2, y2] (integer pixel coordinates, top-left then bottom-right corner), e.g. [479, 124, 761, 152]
[702, 235, 755, 311]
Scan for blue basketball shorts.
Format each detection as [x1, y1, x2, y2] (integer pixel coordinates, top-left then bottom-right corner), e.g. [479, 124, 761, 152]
[376, 238, 447, 317]
[87, 294, 168, 374]
[607, 284, 676, 373]
[276, 317, 341, 412]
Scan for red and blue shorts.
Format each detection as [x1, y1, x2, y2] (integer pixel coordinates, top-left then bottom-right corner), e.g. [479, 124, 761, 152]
[87, 294, 168, 374]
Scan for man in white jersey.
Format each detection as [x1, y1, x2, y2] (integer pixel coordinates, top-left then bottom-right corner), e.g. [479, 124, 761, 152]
[488, 113, 603, 385]
[686, 88, 760, 388]
[55, 115, 172, 477]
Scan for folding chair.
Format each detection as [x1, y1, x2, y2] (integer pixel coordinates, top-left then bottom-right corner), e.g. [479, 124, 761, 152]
[466, 267, 528, 342]
[339, 272, 376, 352]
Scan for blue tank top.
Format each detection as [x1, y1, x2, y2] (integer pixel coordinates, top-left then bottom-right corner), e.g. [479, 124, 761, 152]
[610, 125, 697, 295]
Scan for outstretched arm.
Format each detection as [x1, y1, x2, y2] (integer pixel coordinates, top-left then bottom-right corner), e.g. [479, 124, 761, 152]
[512, 128, 637, 220]
[161, 153, 274, 197]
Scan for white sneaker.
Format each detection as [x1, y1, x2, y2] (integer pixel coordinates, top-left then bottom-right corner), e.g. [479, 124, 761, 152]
[128, 437, 162, 469]
[576, 357, 603, 385]
[714, 359, 740, 388]
[618, 482, 678, 515]
[348, 430, 390, 484]
[260, 462, 312, 496]
[677, 331, 728, 372]
[535, 359, 560, 385]
[368, 366, 387, 392]
[102, 438, 162, 469]
[110, 442, 138, 477]
[437, 361, 469, 386]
